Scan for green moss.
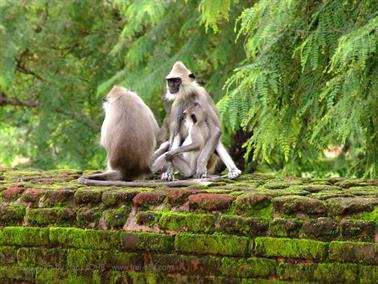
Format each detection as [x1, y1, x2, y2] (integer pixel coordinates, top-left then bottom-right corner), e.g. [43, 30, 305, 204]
[219, 215, 269, 236]
[289, 184, 341, 193]
[17, 247, 66, 267]
[235, 193, 273, 218]
[158, 212, 216, 233]
[27, 208, 76, 226]
[313, 263, 359, 283]
[0, 227, 49, 246]
[329, 241, 378, 265]
[221, 257, 277, 278]
[355, 207, 378, 224]
[0, 266, 35, 281]
[0, 246, 17, 264]
[0, 205, 25, 225]
[175, 233, 250, 256]
[67, 248, 142, 269]
[35, 268, 102, 284]
[359, 265, 378, 284]
[49, 227, 122, 250]
[121, 231, 174, 252]
[76, 207, 102, 228]
[268, 218, 303, 237]
[104, 206, 131, 229]
[136, 211, 161, 226]
[254, 237, 328, 260]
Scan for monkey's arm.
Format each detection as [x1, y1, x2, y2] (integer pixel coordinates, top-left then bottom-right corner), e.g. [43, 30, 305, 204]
[165, 143, 200, 160]
[216, 143, 241, 179]
[152, 141, 170, 163]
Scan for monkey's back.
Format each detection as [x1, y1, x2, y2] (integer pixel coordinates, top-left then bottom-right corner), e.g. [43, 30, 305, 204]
[104, 91, 158, 179]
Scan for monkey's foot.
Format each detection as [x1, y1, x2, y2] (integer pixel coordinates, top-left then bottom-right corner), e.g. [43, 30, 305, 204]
[194, 167, 208, 179]
[228, 167, 241, 179]
[161, 171, 175, 181]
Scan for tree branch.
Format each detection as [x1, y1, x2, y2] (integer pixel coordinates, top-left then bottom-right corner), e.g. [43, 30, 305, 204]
[0, 92, 38, 107]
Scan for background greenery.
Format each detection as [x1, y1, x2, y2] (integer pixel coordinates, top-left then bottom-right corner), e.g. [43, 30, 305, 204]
[0, 0, 377, 177]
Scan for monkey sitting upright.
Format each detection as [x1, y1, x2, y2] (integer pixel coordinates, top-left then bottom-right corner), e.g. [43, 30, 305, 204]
[152, 102, 212, 177]
[81, 86, 159, 181]
[155, 61, 241, 181]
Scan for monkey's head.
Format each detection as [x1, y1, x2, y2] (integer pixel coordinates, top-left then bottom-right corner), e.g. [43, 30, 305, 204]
[103, 86, 129, 104]
[166, 61, 195, 94]
[183, 102, 205, 124]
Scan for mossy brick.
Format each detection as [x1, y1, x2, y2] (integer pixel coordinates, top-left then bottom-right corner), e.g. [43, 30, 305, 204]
[145, 253, 222, 275]
[158, 212, 216, 233]
[67, 249, 143, 270]
[326, 197, 377, 216]
[219, 215, 269, 236]
[104, 206, 131, 229]
[1, 184, 26, 201]
[336, 179, 373, 188]
[17, 247, 67, 267]
[76, 207, 102, 228]
[221, 257, 277, 278]
[102, 189, 139, 207]
[175, 233, 249, 256]
[312, 263, 359, 284]
[121, 231, 174, 252]
[188, 193, 235, 211]
[0, 246, 18, 264]
[136, 211, 160, 226]
[359, 265, 378, 284]
[167, 189, 198, 206]
[235, 193, 272, 216]
[303, 218, 340, 241]
[268, 218, 303, 237]
[340, 219, 376, 242]
[254, 237, 328, 260]
[263, 181, 292, 189]
[358, 207, 378, 224]
[74, 188, 103, 204]
[278, 263, 358, 283]
[272, 195, 326, 216]
[35, 268, 102, 284]
[329, 241, 378, 264]
[49, 227, 122, 250]
[0, 205, 25, 225]
[0, 227, 49, 246]
[289, 184, 341, 193]
[27, 208, 76, 226]
[133, 191, 166, 207]
[344, 186, 378, 197]
[20, 189, 45, 204]
[0, 266, 35, 282]
[43, 190, 75, 206]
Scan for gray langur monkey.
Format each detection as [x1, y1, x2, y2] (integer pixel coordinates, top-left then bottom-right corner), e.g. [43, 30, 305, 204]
[79, 86, 159, 181]
[152, 102, 210, 176]
[155, 61, 242, 181]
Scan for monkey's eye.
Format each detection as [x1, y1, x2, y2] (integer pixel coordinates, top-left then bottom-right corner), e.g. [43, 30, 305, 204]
[102, 97, 107, 102]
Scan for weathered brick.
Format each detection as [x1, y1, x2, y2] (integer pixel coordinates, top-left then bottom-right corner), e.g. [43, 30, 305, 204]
[255, 237, 328, 260]
[0, 246, 18, 264]
[17, 248, 67, 267]
[303, 217, 340, 241]
[221, 257, 277, 278]
[0, 205, 25, 226]
[0, 266, 35, 282]
[43, 190, 75, 206]
[136, 211, 160, 226]
[74, 189, 103, 204]
[76, 207, 102, 228]
[49, 227, 121, 250]
[102, 189, 139, 207]
[27, 208, 76, 226]
[340, 219, 376, 242]
[219, 215, 269, 236]
[326, 197, 377, 216]
[329, 241, 378, 265]
[133, 191, 166, 207]
[268, 218, 302, 238]
[2, 185, 25, 201]
[272, 195, 326, 216]
[167, 189, 198, 206]
[175, 233, 249, 256]
[188, 193, 234, 211]
[121, 232, 174, 252]
[0, 227, 49, 246]
[104, 207, 131, 229]
[235, 193, 272, 216]
[158, 212, 215, 233]
[20, 189, 45, 204]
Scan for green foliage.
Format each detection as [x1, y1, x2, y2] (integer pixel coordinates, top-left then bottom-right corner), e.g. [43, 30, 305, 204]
[0, 0, 376, 177]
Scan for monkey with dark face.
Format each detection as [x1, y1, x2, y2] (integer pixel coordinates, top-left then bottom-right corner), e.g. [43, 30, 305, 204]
[152, 102, 210, 177]
[157, 61, 241, 181]
[80, 86, 159, 181]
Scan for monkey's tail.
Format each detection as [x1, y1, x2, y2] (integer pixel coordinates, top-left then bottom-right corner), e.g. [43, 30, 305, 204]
[77, 175, 227, 188]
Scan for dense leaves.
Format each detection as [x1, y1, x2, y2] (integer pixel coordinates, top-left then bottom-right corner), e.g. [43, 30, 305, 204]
[0, 0, 377, 177]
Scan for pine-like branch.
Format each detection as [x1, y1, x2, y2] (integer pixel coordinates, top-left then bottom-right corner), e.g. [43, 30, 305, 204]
[0, 92, 38, 107]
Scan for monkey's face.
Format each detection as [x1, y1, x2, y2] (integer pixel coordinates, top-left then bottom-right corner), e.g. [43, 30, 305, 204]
[166, 77, 182, 94]
[184, 103, 204, 124]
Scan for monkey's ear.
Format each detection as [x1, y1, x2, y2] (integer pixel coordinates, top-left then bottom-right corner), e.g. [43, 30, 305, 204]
[189, 73, 195, 79]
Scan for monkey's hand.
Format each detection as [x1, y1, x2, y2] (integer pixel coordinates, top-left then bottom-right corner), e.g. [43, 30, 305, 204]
[228, 167, 242, 179]
[164, 151, 176, 161]
[161, 166, 175, 181]
[194, 165, 208, 179]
